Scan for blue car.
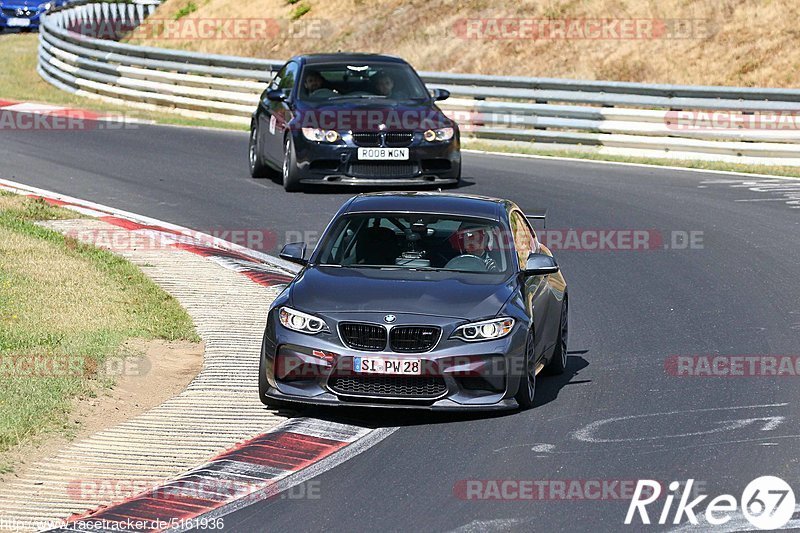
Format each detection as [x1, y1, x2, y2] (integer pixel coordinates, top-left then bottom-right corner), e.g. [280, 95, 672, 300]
[259, 192, 569, 411]
[0, 0, 64, 31]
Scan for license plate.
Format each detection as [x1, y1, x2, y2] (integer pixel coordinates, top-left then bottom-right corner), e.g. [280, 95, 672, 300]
[357, 147, 409, 160]
[354, 356, 421, 375]
[7, 18, 31, 27]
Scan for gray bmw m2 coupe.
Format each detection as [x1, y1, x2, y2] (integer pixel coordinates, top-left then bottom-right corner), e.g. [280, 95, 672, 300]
[259, 192, 568, 410]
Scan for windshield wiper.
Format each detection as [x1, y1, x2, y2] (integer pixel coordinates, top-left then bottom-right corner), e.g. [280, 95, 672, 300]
[321, 264, 494, 274]
[329, 94, 388, 100]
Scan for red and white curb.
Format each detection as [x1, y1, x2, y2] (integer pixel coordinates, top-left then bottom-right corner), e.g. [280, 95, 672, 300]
[0, 178, 298, 287]
[0, 101, 101, 119]
[49, 420, 392, 533]
[0, 179, 396, 531]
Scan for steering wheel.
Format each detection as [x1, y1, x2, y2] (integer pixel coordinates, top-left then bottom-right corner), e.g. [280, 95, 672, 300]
[309, 88, 337, 98]
[444, 254, 487, 272]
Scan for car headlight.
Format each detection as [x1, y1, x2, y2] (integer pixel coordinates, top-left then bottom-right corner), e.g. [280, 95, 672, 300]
[423, 127, 454, 142]
[451, 317, 515, 342]
[301, 128, 339, 143]
[279, 306, 330, 335]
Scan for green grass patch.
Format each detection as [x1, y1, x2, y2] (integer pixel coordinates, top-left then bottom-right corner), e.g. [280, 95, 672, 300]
[0, 194, 198, 459]
[0, 33, 248, 131]
[290, 3, 311, 20]
[173, 1, 198, 20]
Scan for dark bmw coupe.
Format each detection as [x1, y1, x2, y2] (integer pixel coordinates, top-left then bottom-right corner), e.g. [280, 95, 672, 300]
[248, 53, 461, 191]
[259, 192, 569, 411]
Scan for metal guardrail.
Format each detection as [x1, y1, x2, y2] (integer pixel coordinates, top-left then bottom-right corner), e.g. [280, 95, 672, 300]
[37, 1, 800, 165]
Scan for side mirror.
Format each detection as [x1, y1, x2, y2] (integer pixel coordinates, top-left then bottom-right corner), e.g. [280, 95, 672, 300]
[523, 252, 559, 276]
[267, 89, 287, 102]
[432, 88, 450, 101]
[280, 242, 307, 265]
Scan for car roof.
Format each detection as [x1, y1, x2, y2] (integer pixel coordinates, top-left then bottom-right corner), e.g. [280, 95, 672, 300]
[343, 192, 510, 220]
[295, 53, 409, 66]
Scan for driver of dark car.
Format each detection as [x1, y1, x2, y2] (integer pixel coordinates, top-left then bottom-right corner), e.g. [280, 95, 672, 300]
[303, 71, 326, 95]
[374, 73, 395, 97]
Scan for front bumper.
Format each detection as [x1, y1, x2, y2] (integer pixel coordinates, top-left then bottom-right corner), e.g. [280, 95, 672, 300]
[262, 312, 527, 411]
[264, 389, 518, 411]
[291, 131, 461, 186]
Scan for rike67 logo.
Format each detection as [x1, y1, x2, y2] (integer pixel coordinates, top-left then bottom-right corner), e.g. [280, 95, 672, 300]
[625, 476, 796, 530]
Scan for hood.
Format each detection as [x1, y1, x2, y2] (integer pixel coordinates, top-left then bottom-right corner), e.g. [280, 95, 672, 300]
[294, 100, 452, 132]
[1, 0, 47, 8]
[289, 266, 516, 319]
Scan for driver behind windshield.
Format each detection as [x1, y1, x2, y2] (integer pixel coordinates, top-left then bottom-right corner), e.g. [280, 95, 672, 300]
[374, 73, 395, 97]
[452, 225, 500, 272]
[302, 70, 335, 98]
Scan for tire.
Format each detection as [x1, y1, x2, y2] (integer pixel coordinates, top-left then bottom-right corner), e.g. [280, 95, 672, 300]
[282, 136, 303, 192]
[248, 122, 271, 179]
[545, 294, 568, 375]
[514, 334, 536, 410]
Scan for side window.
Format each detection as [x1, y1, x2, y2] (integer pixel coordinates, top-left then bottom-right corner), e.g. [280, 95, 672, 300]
[278, 61, 299, 98]
[510, 211, 535, 267]
[269, 64, 286, 91]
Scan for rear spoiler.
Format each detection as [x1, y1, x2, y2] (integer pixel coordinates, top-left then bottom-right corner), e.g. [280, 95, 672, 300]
[524, 209, 548, 229]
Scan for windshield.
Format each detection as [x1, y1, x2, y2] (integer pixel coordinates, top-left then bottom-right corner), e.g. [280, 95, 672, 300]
[298, 63, 430, 102]
[315, 213, 512, 274]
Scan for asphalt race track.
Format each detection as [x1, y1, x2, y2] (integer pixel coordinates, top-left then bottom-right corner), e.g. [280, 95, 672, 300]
[2, 120, 800, 531]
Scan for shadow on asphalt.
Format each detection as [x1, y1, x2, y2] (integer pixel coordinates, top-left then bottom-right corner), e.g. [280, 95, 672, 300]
[289, 352, 590, 429]
[260, 177, 478, 195]
[535, 352, 590, 409]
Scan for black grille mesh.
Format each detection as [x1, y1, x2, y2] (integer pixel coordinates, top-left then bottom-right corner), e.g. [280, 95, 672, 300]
[329, 375, 447, 398]
[351, 131, 414, 147]
[339, 322, 386, 351]
[352, 132, 381, 147]
[349, 162, 416, 178]
[384, 132, 414, 147]
[390, 326, 440, 352]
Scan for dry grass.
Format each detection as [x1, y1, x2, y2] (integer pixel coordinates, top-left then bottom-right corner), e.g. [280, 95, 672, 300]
[0, 33, 249, 131]
[0, 193, 198, 462]
[128, 0, 800, 87]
